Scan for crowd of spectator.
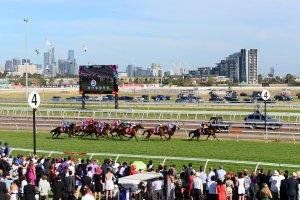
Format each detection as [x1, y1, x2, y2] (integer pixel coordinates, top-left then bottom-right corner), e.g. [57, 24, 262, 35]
[0, 143, 299, 200]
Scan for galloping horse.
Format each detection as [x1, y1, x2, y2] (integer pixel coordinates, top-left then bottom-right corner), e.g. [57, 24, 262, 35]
[117, 124, 144, 141]
[51, 123, 75, 139]
[72, 125, 83, 136]
[81, 124, 97, 137]
[95, 123, 111, 140]
[188, 125, 219, 141]
[164, 124, 179, 140]
[142, 127, 169, 141]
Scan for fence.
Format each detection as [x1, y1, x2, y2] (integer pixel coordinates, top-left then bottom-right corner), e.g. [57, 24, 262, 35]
[10, 147, 300, 173]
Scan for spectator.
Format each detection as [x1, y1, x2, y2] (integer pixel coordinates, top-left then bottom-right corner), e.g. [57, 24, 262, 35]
[10, 180, 19, 200]
[65, 171, 76, 200]
[216, 179, 227, 200]
[24, 179, 35, 200]
[38, 175, 51, 200]
[147, 160, 153, 171]
[243, 169, 251, 199]
[269, 170, 284, 200]
[192, 172, 203, 200]
[257, 168, 266, 189]
[199, 165, 207, 196]
[152, 170, 163, 200]
[104, 167, 115, 200]
[93, 168, 103, 200]
[165, 168, 175, 200]
[208, 167, 216, 184]
[81, 186, 95, 200]
[4, 143, 10, 157]
[260, 183, 272, 200]
[188, 170, 196, 197]
[237, 172, 246, 200]
[81, 170, 92, 190]
[208, 175, 217, 200]
[52, 175, 65, 200]
[19, 175, 27, 200]
[26, 161, 36, 186]
[216, 166, 226, 181]
[286, 172, 299, 200]
[0, 142, 2, 156]
[280, 170, 289, 200]
[225, 175, 234, 200]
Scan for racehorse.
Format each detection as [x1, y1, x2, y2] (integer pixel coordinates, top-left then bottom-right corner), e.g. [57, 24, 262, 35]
[51, 123, 75, 139]
[72, 125, 83, 136]
[117, 124, 144, 141]
[142, 127, 169, 141]
[188, 125, 219, 141]
[164, 124, 179, 140]
[81, 124, 97, 137]
[95, 123, 111, 140]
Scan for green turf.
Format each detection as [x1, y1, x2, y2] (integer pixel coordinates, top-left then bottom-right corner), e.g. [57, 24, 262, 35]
[2, 130, 300, 173]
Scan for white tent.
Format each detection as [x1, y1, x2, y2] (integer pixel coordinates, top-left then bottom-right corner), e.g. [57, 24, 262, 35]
[118, 172, 163, 191]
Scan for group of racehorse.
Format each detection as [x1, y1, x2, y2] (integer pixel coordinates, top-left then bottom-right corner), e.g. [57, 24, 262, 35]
[50, 120, 219, 141]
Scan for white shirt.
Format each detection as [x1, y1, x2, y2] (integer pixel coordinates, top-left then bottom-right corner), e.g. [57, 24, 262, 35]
[152, 180, 163, 191]
[207, 171, 215, 183]
[192, 177, 203, 193]
[199, 171, 207, 183]
[38, 180, 51, 196]
[82, 193, 95, 200]
[269, 175, 285, 192]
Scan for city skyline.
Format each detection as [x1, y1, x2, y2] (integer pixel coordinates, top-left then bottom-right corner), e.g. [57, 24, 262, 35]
[0, 0, 300, 75]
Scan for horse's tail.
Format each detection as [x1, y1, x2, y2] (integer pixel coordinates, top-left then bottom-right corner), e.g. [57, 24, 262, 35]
[188, 130, 194, 137]
[142, 130, 148, 135]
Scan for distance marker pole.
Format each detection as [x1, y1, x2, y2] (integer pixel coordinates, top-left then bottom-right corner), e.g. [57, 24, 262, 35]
[33, 108, 36, 155]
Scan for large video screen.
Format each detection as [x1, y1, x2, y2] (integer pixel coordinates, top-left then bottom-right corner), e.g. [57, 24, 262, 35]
[79, 65, 118, 94]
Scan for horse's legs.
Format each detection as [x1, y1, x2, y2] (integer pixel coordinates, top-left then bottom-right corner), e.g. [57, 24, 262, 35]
[213, 134, 219, 141]
[127, 135, 133, 141]
[206, 134, 210, 141]
[57, 132, 61, 138]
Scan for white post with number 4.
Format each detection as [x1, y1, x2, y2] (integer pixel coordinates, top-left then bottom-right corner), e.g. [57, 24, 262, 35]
[28, 91, 41, 109]
[27, 91, 40, 155]
[261, 89, 270, 143]
[261, 90, 270, 101]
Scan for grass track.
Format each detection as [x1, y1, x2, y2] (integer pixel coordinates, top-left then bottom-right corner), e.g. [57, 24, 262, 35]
[2, 130, 300, 172]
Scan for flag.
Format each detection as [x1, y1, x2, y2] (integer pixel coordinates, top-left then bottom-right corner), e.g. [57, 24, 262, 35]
[46, 38, 51, 46]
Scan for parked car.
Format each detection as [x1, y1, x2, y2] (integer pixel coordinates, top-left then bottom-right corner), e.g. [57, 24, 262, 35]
[244, 111, 283, 129]
[243, 98, 255, 103]
[52, 96, 62, 102]
[274, 95, 287, 101]
[224, 96, 240, 103]
[209, 96, 224, 103]
[240, 92, 248, 97]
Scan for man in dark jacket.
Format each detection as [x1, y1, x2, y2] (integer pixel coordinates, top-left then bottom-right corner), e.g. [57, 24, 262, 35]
[64, 171, 76, 200]
[23, 179, 36, 200]
[280, 170, 289, 200]
[286, 172, 299, 200]
[81, 170, 92, 190]
[52, 175, 66, 200]
[43, 157, 52, 180]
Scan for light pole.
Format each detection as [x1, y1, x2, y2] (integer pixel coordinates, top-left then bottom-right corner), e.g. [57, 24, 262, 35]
[24, 18, 29, 98]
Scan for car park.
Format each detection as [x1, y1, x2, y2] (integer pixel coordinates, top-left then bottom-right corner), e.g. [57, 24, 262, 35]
[240, 92, 248, 97]
[244, 111, 283, 129]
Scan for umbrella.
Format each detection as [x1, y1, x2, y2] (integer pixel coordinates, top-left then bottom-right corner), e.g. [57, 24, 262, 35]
[131, 161, 147, 171]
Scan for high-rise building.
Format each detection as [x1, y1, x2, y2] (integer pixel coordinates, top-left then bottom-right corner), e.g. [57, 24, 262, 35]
[212, 49, 258, 83]
[248, 49, 258, 84]
[127, 65, 135, 77]
[44, 47, 57, 77]
[4, 60, 13, 72]
[151, 63, 164, 77]
[12, 58, 21, 72]
[67, 50, 76, 75]
[21, 59, 30, 65]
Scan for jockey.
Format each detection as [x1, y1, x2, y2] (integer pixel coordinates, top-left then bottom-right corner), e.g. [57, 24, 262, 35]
[82, 119, 89, 129]
[113, 120, 120, 129]
[89, 119, 95, 125]
[63, 120, 71, 131]
[167, 123, 174, 129]
[199, 123, 204, 133]
[128, 122, 134, 133]
[155, 123, 163, 134]
[98, 121, 105, 132]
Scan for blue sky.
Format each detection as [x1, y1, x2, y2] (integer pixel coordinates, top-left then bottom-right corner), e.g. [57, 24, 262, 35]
[0, 0, 300, 75]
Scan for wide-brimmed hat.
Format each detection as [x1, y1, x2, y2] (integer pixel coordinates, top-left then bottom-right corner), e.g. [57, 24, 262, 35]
[273, 170, 279, 176]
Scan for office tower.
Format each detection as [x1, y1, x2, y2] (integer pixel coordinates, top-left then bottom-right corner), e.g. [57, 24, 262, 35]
[248, 49, 258, 84]
[127, 65, 135, 77]
[4, 60, 13, 72]
[12, 58, 21, 72]
[44, 47, 57, 77]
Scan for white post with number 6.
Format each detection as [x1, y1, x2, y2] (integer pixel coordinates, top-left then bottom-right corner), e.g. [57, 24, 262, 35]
[261, 89, 270, 143]
[28, 91, 40, 155]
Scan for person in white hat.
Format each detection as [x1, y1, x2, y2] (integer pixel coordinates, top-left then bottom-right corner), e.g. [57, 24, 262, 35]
[269, 170, 284, 200]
